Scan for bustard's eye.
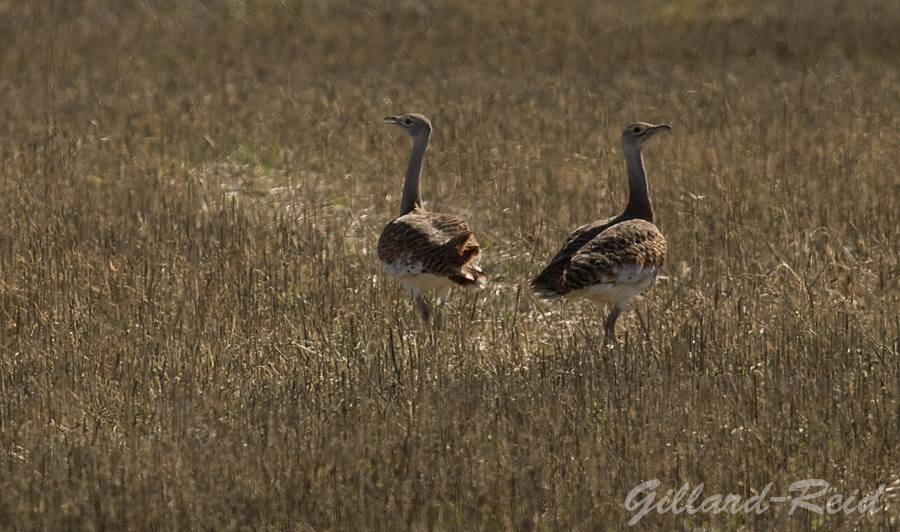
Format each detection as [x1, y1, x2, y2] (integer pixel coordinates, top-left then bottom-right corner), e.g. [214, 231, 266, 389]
[632, 126, 643, 134]
[404, 118, 413, 126]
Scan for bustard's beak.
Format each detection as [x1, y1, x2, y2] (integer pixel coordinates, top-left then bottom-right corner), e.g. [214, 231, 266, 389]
[642, 124, 672, 142]
[384, 116, 400, 125]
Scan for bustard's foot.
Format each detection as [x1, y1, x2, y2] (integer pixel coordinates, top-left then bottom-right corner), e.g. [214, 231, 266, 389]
[604, 306, 622, 348]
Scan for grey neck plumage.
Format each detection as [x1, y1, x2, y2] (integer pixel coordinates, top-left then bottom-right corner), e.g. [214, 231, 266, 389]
[622, 146, 654, 223]
[398, 133, 429, 216]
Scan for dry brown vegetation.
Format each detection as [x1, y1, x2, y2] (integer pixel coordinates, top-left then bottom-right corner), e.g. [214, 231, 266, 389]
[1, 0, 900, 530]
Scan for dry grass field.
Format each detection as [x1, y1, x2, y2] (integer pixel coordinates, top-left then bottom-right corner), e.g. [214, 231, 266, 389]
[1, 0, 900, 530]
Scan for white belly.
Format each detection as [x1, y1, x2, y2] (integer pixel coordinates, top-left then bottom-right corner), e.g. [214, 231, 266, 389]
[380, 257, 455, 303]
[567, 265, 659, 306]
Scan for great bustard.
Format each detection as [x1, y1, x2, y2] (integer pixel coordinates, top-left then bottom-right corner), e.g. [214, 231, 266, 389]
[377, 113, 487, 326]
[531, 122, 671, 343]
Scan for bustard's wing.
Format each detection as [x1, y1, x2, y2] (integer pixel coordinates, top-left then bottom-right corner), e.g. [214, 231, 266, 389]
[557, 216, 619, 255]
[378, 211, 486, 286]
[531, 218, 666, 296]
[530, 216, 617, 296]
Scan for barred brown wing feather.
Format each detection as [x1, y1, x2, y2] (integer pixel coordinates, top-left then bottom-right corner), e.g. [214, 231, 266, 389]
[530, 216, 618, 296]
[378, 211, 485, 286]
[563, 220, 666, 292]
[531, 219, 665, 296]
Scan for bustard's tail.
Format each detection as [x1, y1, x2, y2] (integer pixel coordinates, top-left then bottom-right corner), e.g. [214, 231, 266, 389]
[443, 231, 487, 286]
[530, 255, 571, 300]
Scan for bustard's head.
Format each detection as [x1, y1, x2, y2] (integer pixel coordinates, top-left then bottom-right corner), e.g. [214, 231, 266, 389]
[384, 113, 432, 139]
[622, 122, 671, 149]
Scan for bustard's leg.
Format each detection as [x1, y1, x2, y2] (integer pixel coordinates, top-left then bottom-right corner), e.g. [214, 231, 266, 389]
[433, 301, 445, 330]
[415, 294, 432, 327]
[604, 305, 623, 346]
[433, 286, 451, 330]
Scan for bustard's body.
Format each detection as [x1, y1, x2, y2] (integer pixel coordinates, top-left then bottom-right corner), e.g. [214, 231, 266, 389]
[531, 122, 670, 342]
[377, 114, 486, 325]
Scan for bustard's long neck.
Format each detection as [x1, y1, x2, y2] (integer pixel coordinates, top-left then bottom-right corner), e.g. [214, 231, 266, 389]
[398, 133, 429, 216]
[622, 145, 654, 222]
